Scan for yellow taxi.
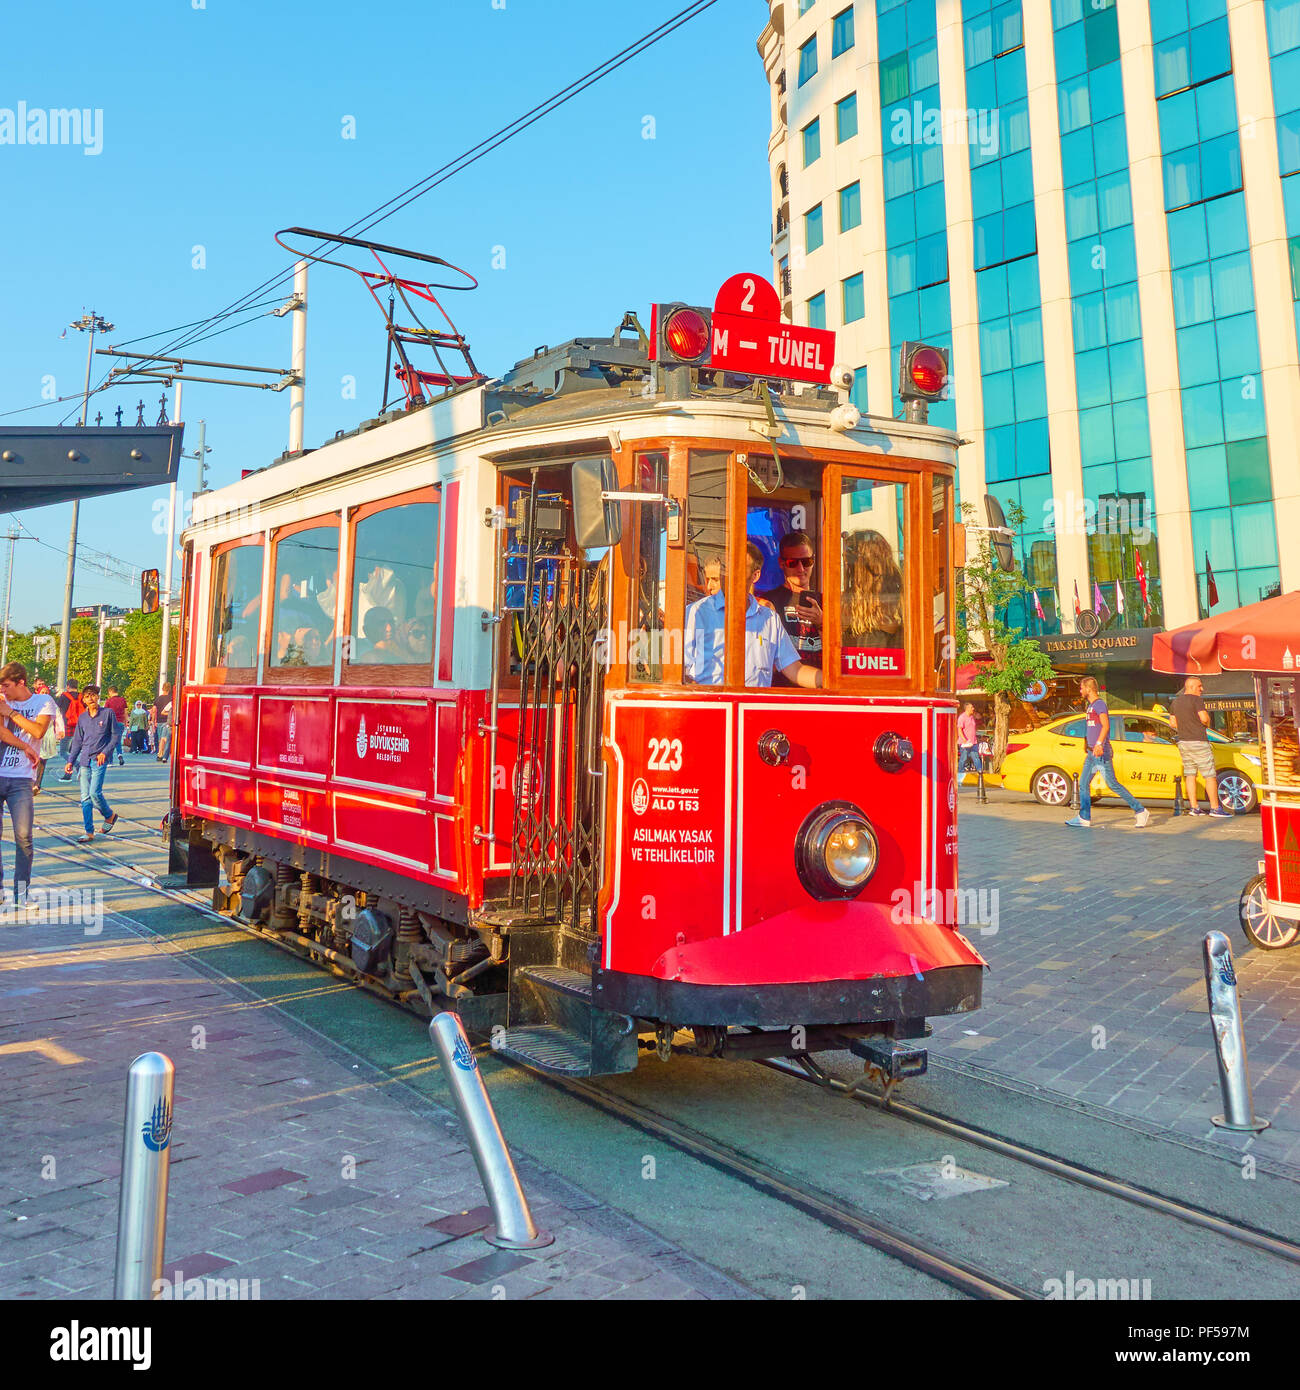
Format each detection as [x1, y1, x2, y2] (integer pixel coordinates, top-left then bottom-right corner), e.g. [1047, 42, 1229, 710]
[999, 709, 1261, 813]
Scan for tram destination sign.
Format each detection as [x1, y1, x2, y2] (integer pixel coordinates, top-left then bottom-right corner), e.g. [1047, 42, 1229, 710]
[709, 273, 835, 386]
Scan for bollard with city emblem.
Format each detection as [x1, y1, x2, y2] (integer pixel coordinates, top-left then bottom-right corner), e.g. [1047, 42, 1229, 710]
[113, 1051, 175, 1299]
[428, 1011, 553, 1249]
[1202, 932, 1269, 1134]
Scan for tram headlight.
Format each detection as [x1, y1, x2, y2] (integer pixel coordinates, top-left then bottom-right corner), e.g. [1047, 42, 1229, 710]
[796, 801, 879, 900]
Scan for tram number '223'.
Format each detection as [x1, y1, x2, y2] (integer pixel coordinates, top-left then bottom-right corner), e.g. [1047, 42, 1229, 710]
[647, 737, 684, 772]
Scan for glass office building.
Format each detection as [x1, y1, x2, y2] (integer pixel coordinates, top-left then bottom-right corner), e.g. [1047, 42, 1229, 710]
[759, 0, 1300, 634]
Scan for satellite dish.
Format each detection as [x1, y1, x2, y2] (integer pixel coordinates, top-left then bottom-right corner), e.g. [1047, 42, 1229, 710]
[983, 494, 1015, 572]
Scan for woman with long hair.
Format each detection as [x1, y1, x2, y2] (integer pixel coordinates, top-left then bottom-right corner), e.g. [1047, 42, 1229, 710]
[842, 528, 903, 648]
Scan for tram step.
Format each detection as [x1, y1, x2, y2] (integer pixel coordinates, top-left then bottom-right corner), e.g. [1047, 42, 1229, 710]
[508, 965, 638, 1077]
[494, 1025, 594, 1077]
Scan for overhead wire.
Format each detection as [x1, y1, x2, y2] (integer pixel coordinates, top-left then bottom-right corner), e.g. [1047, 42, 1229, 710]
[83, 1, 718, 384]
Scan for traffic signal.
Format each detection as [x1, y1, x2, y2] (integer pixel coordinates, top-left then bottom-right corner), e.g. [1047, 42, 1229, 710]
[898, 340, 950, 420]
[650, 302, 713, 366]
[141, 568, 160, 614]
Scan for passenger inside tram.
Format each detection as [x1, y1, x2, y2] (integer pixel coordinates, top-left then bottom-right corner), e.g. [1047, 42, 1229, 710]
[684, 542, 823, 689]
[347, 500, 439, 667]
[841, 528, 904, 650]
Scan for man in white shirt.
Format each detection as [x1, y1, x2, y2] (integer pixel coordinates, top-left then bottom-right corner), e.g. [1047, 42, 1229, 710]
[685, 544, 823, 689]
[0, 661, 59, 906]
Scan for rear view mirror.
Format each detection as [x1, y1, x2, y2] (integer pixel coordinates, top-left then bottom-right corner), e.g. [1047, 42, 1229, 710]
[572, 455, 622, 550]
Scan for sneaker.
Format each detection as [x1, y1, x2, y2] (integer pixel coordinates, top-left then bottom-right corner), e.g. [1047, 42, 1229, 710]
[102, 813, 119, 833]
[1186, 808, 1202, 816]
[1209, 808, 1233, 818]
[58, 774, 72, 782]
[118, 758, 124, 766]
[1135, 809, 1151, 828]
[76, 833, 94, 844]
[1065, 815, 1091, 828]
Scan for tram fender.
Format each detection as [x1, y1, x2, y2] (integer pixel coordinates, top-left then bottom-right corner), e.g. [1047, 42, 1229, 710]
[649, 900, 986, 988]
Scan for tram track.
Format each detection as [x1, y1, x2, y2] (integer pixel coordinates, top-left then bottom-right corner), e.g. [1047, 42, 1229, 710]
[32, 808, 1300, 1299]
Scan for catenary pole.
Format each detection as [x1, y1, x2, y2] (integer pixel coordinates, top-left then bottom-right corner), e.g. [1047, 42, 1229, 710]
[57, 312, 112, 691]
[158, 381, 182, 692]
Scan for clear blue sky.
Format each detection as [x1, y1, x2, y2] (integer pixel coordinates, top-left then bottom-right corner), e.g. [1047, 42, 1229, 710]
[0, 0, 770, 629]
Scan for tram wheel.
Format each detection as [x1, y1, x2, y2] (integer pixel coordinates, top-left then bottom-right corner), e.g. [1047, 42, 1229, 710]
[1032, 766, 1071, 807]
[1239, 873, 1300, 951]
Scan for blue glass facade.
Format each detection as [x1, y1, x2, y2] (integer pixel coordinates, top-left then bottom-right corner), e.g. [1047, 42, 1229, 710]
[1053, 0, 1163, 626]
[1267, 1, 1300, 369]
[965, 0, 1058, 632]
[1154, 0, 1280, 613]
[877, 0, 956, 439]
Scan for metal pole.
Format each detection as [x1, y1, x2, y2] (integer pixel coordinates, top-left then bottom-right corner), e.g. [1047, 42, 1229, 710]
[1202, 931, 1269, 1133]
[288, 260, 307, 454]
[1, 529, 16, 665]
[94, 607, 106, 685]
[114, 1051, 175, 1299]
[158, 381, 182, 693]
[56, 321, 100, 694]
[427, 1012, 553, 1249]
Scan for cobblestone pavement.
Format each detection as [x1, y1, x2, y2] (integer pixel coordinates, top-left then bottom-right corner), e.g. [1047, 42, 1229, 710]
[0, 781, 747, 1300]
[931, 789, 1300, 1174]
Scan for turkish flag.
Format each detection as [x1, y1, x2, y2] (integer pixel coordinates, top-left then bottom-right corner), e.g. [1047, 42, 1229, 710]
[1206, 552, 1219, 608]
[1134, 552, 1149, 612]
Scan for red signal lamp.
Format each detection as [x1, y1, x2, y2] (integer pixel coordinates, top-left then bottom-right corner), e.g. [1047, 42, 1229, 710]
[898, 341, 950, 405]
[651, 302, 713, 366]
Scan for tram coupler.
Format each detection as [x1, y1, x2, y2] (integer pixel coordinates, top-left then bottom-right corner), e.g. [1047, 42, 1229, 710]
[847, 1036, 928, 1082]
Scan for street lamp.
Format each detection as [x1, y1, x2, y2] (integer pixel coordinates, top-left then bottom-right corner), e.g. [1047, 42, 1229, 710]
[56, 311, 114, 694]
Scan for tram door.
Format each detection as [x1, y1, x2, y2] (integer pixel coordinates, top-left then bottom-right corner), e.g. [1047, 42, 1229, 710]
[500, 471, 606, 937]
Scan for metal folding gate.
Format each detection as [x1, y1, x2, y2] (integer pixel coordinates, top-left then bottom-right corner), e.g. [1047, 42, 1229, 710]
[507, 484, 605, 935]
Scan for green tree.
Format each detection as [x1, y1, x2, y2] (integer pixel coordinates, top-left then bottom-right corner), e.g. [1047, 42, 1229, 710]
[955, 500, 1055, 770]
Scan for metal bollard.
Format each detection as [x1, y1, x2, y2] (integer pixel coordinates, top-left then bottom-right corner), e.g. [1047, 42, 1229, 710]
[114, 1052, 174, 1299]
[1202, 932, 1269, 1133]
[1173, 780, 1183, 816]
[428, 1012, 553, 1249]
[977, 766, 987, 804]
[1071, 773, 1080, 810]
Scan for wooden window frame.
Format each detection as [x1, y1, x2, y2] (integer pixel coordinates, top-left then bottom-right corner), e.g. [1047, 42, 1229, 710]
[339, 484, 441, 689]
[263, 513, 342, 688]
[203, 537, 265, 686]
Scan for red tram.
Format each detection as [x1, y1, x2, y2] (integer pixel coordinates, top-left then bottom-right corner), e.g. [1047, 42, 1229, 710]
[168, 272, 985, 1079]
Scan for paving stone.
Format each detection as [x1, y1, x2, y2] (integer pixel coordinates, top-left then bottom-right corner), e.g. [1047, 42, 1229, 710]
[442, 1249, 535, 1284]
[220, 1168, 308, 1196]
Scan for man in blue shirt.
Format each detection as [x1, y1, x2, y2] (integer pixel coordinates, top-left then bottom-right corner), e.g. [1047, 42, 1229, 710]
[62, 684, 120, 843]
[1065, 675, 1150, 829]
[685, 543, 823, 689]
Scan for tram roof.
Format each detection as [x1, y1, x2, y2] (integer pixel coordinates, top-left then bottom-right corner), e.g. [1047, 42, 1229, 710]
[190, 331, 958, 527]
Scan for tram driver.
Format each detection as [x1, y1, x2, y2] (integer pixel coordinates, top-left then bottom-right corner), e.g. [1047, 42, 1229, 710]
[684, 543, 823, 689]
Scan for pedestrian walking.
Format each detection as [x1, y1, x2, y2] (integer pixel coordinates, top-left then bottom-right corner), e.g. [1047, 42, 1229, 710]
[61, 684, 119, 843]
[1170, 675, 1232, 818]
[129, 700, 148, 753]
[154, 681, 172, 762]
[55, 680, 84, 781]
[957, 701, 982, 785]
[0, 661, 59, 907]
[104, 686, 127, 766]
[1065, 675, 1150, 829]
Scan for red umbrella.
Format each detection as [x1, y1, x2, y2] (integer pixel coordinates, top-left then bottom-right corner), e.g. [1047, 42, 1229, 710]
[1151, 590, 1300, 675]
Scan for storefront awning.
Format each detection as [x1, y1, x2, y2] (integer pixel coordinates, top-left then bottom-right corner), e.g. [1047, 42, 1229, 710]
[1151, 590, 1300, 675]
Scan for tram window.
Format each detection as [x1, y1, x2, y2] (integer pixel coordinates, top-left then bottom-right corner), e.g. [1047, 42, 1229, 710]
[208, 542, 264, 672]
[346, 498, 440, 668]
[682, 450, 729, 686]
[932, 476, 953, 690]
[627, 452, 669, 683]
[748, 459, 824, 686]
[270, 523, 339, 668]
[840, 479, 906, 677]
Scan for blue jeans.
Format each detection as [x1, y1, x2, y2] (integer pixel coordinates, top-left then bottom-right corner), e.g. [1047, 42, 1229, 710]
[157, 722, 171, 760]
[1080, 748, 1142, 818]
[957, 745, 983, 776]
[0, 777, 34, 889]
[78, 761, 114, 834]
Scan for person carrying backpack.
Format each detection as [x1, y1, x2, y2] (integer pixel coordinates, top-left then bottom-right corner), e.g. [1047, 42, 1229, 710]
[56, 681, 84, 782]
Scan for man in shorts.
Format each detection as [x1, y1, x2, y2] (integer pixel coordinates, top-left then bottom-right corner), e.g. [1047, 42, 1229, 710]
[1169, 675, 1231, 817]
